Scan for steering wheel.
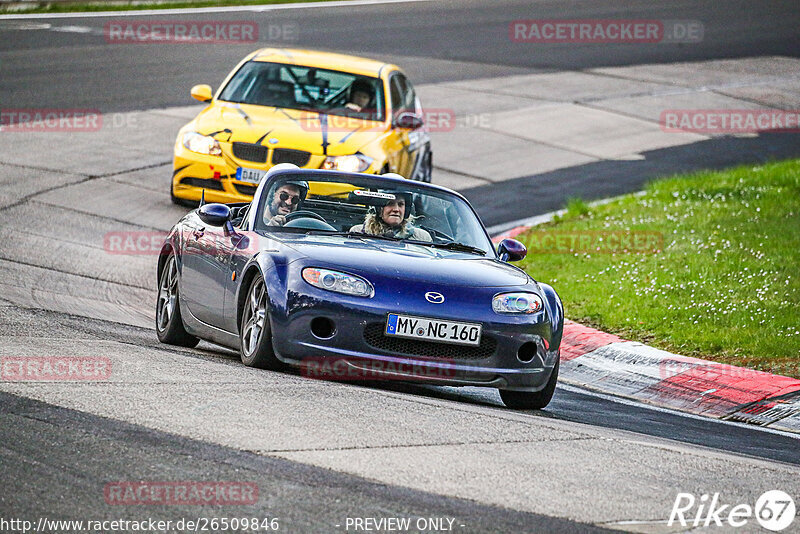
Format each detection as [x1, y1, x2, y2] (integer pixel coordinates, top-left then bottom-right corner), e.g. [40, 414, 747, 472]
[284, 210, 327, 223]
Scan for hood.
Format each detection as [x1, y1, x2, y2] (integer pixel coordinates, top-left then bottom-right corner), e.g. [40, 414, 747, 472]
[192, 102, 387, 156]
[276, 234, 531, 288]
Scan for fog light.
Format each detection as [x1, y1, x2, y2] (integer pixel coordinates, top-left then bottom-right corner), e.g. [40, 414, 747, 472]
[311, 317, 336, 339]
[517, 342, 538, 364]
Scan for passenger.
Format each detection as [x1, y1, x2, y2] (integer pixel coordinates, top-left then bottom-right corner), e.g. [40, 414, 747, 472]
[350, 193, 432, 241]
[264, 180, 308, 226]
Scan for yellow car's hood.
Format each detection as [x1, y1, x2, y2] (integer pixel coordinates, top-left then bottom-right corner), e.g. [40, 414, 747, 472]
[192, 102, 388, 156]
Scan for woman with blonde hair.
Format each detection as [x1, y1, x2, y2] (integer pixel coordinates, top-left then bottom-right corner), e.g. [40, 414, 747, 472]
[350, 192, 431, 241]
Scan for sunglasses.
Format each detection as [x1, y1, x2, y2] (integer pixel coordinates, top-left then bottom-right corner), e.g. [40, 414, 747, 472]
[279, 191, 301, 205]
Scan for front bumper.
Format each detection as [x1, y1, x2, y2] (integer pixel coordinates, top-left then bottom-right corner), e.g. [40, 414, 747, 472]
[172, 143, 379, 203]
[269, 290, 560, 391]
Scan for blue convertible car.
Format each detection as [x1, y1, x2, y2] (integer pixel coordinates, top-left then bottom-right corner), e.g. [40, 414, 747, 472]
[156, 165, 563, 408]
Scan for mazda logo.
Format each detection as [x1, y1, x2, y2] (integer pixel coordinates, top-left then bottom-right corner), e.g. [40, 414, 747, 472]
[425, 292, 445, 304]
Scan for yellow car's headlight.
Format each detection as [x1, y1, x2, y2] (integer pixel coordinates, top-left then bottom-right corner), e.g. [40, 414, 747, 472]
[182, 132, 222, 156]
[321, 154, 373, 173]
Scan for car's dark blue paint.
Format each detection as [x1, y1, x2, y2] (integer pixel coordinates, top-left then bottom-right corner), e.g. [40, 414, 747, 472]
[158, 168, 563, 394]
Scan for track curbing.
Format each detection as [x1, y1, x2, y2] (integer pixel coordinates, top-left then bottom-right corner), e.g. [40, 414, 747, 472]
[492, 220, 800, 433]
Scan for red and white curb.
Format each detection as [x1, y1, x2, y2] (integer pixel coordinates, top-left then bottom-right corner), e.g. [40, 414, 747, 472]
[559, 320, 800, 433]
[491, 221, 800, 434]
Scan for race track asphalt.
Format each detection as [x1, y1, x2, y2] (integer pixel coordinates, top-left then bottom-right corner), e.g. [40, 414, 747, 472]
[1, 1, 799, 531]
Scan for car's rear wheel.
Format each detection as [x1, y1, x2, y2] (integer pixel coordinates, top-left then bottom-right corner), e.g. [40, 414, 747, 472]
[499, 358, 559, 410]
[240, 274, 282, 369]
[156, 254, 199, 347]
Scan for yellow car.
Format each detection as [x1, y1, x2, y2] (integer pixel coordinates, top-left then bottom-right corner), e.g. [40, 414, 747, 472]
[171, 48, 432, 205]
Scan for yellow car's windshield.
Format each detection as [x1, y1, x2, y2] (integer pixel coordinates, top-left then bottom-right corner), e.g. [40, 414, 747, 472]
[218, 61, 386, 122]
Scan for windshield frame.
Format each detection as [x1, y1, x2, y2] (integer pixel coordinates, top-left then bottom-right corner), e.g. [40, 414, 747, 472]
[252, 171, 497, 259]
[216, 60, 387, 122]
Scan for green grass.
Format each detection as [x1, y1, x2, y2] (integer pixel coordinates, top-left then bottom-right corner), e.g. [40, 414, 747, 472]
[516, 159, 800, 378]
[1, 0, 341, 14]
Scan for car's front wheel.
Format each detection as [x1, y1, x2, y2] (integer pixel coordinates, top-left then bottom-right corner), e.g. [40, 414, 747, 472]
[499, 358, 559, 410]
[240, 273, 282, 369]
[156, 253, 199, 347]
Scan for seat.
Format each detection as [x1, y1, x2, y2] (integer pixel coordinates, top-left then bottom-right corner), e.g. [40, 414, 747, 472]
[252, 79, 296, 108]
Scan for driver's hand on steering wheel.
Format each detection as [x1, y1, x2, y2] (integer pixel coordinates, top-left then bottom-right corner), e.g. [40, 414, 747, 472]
[345, 102, 362, 112]
[266, 214, 286, 226]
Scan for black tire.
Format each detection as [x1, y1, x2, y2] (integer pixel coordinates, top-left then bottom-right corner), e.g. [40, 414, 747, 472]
[239, 273, 282, 369]
[499, 358, 559, 410]
[156, 254, 200, 347]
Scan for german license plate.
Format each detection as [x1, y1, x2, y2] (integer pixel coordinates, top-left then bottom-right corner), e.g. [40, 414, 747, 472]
[385, 314, 482, 347]
[235, 167, 266, 184]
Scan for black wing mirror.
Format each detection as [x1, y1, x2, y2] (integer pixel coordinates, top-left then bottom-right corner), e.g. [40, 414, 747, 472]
[394, 111, 424, 129]
[497, 238, 527, 262]
[198, 203, 231, 227]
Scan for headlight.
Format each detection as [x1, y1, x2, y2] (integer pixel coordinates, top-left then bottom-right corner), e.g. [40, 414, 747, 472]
[182, 131, 222, 156]
[321, 154, 373, 173]
[302, 267, 373, 297]
[492, 292, 543, 314]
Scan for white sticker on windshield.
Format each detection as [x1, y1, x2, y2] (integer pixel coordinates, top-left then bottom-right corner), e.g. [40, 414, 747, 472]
[353, 190, 396, 200]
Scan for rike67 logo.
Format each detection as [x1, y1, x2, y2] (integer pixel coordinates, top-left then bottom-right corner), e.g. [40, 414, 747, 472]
[669, 490, 795, 531]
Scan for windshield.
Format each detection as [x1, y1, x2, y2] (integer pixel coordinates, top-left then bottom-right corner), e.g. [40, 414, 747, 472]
[218, 61, 386, 121]
[254, 174, 495, 257]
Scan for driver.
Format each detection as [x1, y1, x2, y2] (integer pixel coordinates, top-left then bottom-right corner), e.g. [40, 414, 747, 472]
[350, 192, 432, 241]
[345, 79, 373, 112]
[264, 180, 309, 226]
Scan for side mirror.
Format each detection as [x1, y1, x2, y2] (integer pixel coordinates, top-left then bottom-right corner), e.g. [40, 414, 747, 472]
[394, 111, 424, 130]
[497, 238, 527, 262]
[198, 203, 230, 226]
[190, 84, 213, 103]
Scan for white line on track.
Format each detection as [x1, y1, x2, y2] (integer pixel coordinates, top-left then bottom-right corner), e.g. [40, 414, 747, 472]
[558, 382, 800, 440]
[0, 0, 432, 20]
[486, 191, 647, 236]
[51, 25, 95, 32]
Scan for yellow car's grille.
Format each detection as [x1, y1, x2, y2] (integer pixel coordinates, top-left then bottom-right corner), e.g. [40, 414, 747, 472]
[232, 142, 268, 163]
[231, 143, 312, 168]
[272, 148, 311, 167]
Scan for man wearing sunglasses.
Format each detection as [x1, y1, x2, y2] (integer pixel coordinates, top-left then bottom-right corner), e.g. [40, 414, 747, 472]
[265, 180, 308, 227]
